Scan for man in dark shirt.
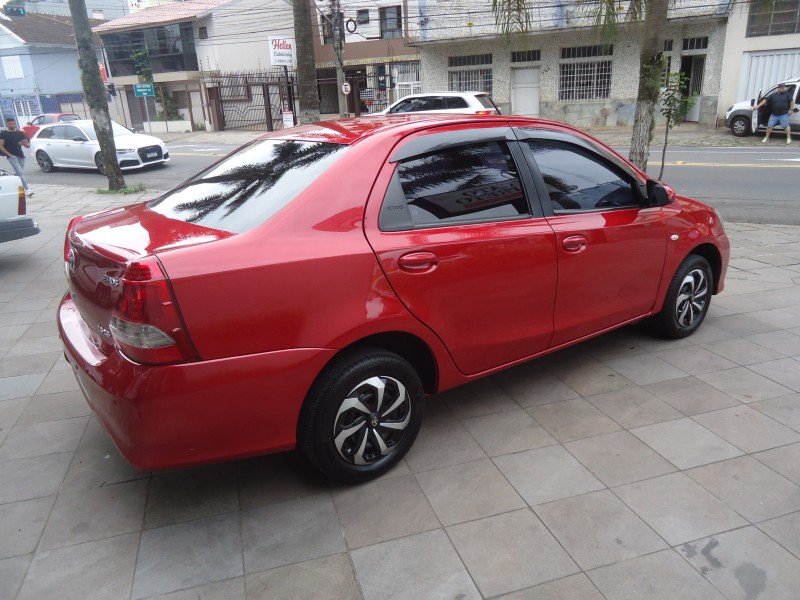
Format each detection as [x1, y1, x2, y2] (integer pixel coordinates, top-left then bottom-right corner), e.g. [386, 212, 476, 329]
[756, 83, 796, 144]
[0, 118, 33, 196]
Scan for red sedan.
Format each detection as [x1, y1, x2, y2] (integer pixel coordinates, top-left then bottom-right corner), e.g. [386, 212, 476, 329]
[21, 113, 80, 140]
[58, 115, 729, 482]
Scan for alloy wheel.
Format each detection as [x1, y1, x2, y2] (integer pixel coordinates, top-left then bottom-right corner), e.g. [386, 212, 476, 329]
[674, 268, 709, 328]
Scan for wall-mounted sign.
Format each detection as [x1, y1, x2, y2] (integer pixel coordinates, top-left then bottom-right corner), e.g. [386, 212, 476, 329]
[269, 37, 295, 66]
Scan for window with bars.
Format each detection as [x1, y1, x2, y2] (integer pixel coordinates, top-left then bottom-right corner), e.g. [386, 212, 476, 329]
[561, 45, 613, 59]
[663, 39, 673, 52]
[448, 54, 492, 68]
[448, 69, 493, 96]
[198, 27, 208, 40]
[2, 55, 23, 79]
[511, 50, 540, 63]
[357, 9, 369, 24]
[747, 0, 800, 36]
[559, 61, 612, 101]
[682, 37, 708, 51]
[13, 99, 37, 120]
[380, 6, 402, 39]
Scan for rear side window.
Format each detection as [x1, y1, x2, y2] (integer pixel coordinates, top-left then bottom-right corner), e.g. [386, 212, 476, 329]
[475, 95, 496, 109]
[446, 97, 469, 109]
[148, 140, 347, 234]
[381, 141, 529, 230]
[36, 128, 55, 139]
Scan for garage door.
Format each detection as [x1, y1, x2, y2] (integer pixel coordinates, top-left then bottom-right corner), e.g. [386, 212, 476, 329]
[739, 50, 800, 100]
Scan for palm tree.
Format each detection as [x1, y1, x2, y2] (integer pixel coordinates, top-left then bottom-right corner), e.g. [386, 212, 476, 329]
[491, 0, 669, 172]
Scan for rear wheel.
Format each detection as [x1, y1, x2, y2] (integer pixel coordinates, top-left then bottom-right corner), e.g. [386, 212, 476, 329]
[650, 255, 713, 338]
[36, 151, 56, 173]
[730, 115, 750, 137]
[95, 153, 106, 175]
[298, 348, 424, 483]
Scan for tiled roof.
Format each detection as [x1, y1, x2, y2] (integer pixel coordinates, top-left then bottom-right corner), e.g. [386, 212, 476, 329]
[0, 13, 106, 45]
[93, 0, 231, 33]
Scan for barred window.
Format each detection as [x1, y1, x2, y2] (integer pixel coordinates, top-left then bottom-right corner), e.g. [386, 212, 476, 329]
[448, 54, 492, 68]
[747, 0, 800, 36]
[682, 37, 708, 51]
[198, 27, 208, 40]
[448, 69, 493, 96]
[663, 39, 673, 52]
[561, 45, 613, 60]
[380, 6, 402, 39]
[559, 61, 612, 100]
[511, 50, 540, 63]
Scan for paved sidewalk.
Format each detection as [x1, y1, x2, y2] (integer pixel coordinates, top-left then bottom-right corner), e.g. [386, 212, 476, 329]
[2, 185, 800, 599]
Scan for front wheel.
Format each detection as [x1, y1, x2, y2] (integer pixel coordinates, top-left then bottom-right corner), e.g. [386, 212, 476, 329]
[95, 153, 106, 175]
[298, 349, 424, 483]
[730, 116, 751, 137]
[36, 151, 56, 173]
[650, 255, 713, 338]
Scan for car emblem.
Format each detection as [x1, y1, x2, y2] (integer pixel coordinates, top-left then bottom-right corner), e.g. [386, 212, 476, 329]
[102, 275, 120, 287]
[67, 248, 76, 273]
[370, 414, 379, 427]
[97, 324, 112, 338]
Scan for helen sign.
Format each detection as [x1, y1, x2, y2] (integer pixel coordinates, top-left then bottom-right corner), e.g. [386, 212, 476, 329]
[269, 37, 295, 67]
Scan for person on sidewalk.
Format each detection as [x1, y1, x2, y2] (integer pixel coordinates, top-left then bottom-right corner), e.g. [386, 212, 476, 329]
[0, 118, 33, 196]
[756, 83, 796, 144]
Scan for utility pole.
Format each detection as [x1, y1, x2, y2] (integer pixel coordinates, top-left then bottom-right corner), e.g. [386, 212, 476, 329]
[331, 0, 347, 117]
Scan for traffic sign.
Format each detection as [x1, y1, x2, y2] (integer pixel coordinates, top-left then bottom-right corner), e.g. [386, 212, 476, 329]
[134, 83, 155, 97]
[341, 82, 351, 95]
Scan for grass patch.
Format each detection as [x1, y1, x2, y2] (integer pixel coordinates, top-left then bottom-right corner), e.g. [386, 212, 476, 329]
[96, 183, 146, 195]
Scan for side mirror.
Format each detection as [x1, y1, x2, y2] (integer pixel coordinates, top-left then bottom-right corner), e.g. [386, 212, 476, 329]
[750, 99, 755, 107]
[647, 180, 671, 207]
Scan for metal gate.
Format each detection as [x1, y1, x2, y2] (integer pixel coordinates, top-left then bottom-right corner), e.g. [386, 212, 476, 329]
[317, 61, 420, 115]
[203, 69, 297, 131]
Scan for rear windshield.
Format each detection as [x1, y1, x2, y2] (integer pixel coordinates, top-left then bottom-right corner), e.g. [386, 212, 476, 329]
[476, 95, 497, 110]
[148, 139, 347, 234]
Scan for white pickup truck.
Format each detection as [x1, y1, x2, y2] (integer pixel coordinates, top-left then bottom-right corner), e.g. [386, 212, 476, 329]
[0, 170, 39, 243]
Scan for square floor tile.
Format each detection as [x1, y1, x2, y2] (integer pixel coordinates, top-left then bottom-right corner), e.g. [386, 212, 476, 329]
[698, 366, 794, 403]
[461, 409, 556, 457]
[692, 406, 800, 453]
[750, 394, 800, 432]
[404, 419, 486, 473]
[496, 573, 604, 600]
[701, 338, 784, 365]
[747, 330, 800, 356]
[749, 358, 800, 393]
[235, 454, 330, 512]
[527, 398, 621, 443]
[655, 346, 738, 375]
[0, 555, 30, 600]
[586, 387, 682, 428]
[447, 509, 578, 597]
[0, 416, 87, 461]
[613, 472, 747, 546]
[242, 494, 345, 573]
[145, 467, 239, 529]
[351, 529, 480, 600]
[15, 390, 90, 425]
[687, 456, 800, 523]
[678, 527, 800, 600]
[18, 533, 140, 600]
[494, 445, 604, 506]
[417, 459, 524, 526]
[565, 431, 676, 487]
[758, 512, 800, 559]
[603, 353, 689, 386]
[332, 474, 439, 549]
[0, 373, 45, 401]
[753, 442, 800, 485]
[0, 453, 72, 504]
[133, 513, 243, 600]
[643, 377, 741, 416]
[245, 554, 359, 600]
[630, 417, 743, 469]
[535, 490, 666, 570]
[0, 496, 54, 559]
[544, 354, 635, 396]
[587, 549, 726, 600]
[439, 378, 518, 419]
[493, 363, 579, 408]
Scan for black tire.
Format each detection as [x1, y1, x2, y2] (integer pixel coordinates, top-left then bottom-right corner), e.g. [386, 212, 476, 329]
[36, 151, 56, 173]
[730, 115, 751, 137]
[95, 153, 106, 175]
[298, 348, 424, 483]
[650, 254, 713, 339]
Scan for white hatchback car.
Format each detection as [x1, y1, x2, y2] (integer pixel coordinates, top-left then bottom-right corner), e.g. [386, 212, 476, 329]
[30, 120, 169, 174]
[0, 170, 38, 243]
[380, 91, 500, 115]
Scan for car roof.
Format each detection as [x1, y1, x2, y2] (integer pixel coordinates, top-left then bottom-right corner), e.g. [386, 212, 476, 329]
[398, 91, 489, 98]
[38, 119, 93, 128]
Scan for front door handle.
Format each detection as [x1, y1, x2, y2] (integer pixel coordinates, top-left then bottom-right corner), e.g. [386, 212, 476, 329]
[398, 251, 438, 272]
[562, 235, 588, 253]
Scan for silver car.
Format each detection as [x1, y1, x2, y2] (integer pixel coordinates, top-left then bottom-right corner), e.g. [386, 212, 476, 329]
[380, 91, 500, 115]
[30, 120, 169, 174]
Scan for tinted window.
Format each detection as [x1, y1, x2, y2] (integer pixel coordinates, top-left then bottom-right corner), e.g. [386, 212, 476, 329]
[36, 128, 55, 139]
[525, 139, 637, 210]
[63, 126, 86, 140]
[50, 126, 68, 140]
[388, 99, 414, 113]
[421, 97, 445, 110]
[446, 97, 469, 109]
[388, 141, 529, 228]
[475, 95, 496, 109]
[61, 115, 80, 122]
[148, 140, 347, 234]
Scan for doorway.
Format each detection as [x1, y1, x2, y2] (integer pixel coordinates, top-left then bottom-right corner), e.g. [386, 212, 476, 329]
[511, 68, 540, 117]
[680, 55, 705, 122]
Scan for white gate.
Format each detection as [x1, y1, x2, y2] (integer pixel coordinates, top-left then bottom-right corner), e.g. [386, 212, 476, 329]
[511, 68, 540, 117]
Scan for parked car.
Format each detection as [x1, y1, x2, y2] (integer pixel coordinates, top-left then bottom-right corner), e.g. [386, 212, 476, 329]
[21, 113, 80, 140]
[380, 91, 501, 115]
[725, 77, 800, 136]
[30, 120, 169, 174]
[0, 170, 38, 243]
[58, 114, 729, 483]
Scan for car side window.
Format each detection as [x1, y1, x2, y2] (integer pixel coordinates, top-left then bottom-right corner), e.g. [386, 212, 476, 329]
[36, 128, 55, 139]
[389, 99, 413, 113]
[381, 140, 530, 230]
[524, 139, 639, 211]
[50, 126, 68, 140]
[421, 97, 445, 110]
[32, 117, 44, 125]
[446, 97, 469, 109]
[63, 126, 86, 141]
[42, 116, 54, 124]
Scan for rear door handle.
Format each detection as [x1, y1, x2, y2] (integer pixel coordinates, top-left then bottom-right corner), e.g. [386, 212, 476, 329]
[398, 251, 438, 272]
[562, 235, 588, 253]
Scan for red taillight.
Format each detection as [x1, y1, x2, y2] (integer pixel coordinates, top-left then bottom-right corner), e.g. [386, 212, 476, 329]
[18, 186, 25, 215]
[111, 256, 198, 365]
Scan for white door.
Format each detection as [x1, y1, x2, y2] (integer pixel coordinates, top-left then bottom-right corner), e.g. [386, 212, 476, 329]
[511, 68, 540, 117]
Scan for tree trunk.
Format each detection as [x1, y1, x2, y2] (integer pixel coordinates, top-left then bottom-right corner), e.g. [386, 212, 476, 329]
[628, 0, 669, 173]
[68, 0, 125, 190]
[293, 0, 321, 124]
[658, 126, 669, 180]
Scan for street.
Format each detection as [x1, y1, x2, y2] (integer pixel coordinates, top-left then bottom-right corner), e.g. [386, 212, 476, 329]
[23, 140, 800, 224]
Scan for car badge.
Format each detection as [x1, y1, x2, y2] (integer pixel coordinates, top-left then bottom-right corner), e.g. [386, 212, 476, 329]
[67, 248, 76, 273]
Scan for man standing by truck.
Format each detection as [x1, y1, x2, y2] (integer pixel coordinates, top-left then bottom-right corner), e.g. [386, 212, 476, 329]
[757, 83, 796, 144]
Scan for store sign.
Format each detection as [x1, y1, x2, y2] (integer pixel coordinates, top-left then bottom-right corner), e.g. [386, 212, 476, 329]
[269, 37, 295, 66]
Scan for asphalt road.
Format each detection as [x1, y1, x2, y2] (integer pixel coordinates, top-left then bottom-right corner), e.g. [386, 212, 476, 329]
[22, 141, 800, 225]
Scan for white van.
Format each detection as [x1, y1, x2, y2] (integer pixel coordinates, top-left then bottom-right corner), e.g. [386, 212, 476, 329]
[724, 77, 800, 137]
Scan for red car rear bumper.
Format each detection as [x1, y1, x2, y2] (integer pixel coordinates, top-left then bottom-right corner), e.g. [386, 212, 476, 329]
[58, 294, 335, 470]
